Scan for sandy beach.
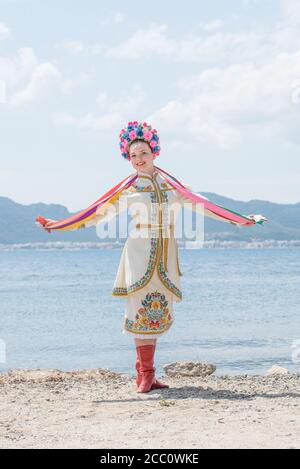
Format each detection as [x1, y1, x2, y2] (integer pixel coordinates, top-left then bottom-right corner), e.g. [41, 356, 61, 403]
[0, 368, 299, 449]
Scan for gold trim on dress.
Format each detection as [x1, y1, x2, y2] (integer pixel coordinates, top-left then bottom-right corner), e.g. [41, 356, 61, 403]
[112, 173, 182, 300]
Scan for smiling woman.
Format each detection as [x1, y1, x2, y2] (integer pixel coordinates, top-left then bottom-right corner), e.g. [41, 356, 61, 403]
[35, 120, 268, 395]
[128, 140, 155, 176]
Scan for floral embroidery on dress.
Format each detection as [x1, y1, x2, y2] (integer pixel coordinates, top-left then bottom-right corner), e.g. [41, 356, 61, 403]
[132, 183, 153, 191]
[156, 190, 183, 300]
[112, 176, 183, 300]
[124, 290, 173, 334]
[160, 182, 174, 190]
[112, 191, 159, 296]
[157, 255, 182, 300]
[112, 237, 159, 295]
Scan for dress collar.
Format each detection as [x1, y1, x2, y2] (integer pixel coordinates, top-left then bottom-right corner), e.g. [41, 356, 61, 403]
[136, 168, 158, 179]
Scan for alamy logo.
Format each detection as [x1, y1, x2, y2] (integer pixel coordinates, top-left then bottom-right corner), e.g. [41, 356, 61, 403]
[0, 339, 6, 363]
[291, 339, 300, 364]
[0, 80, 6, 104]
[291, 79, 300, 105]
[95, 199, 205, 246]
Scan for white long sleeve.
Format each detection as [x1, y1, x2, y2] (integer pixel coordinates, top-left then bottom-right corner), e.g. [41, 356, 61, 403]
[84, 188, 131, 228]
[179, 184, 239, 225]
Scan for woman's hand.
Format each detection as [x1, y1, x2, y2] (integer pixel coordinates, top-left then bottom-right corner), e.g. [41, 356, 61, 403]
[247, 214, 269, 224]
[35, 216, 55, 233]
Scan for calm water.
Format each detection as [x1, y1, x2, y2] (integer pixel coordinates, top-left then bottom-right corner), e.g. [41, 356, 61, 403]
[0, 248, 299, 376]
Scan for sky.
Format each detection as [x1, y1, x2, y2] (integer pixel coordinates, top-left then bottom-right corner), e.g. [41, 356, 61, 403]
[0, 0, 300, 211]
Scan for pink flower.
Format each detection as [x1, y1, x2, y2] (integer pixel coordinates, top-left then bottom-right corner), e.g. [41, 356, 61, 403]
[150, 140, 156, 148]
[129, 130, 137, 140]
[144, 131, 152, 140]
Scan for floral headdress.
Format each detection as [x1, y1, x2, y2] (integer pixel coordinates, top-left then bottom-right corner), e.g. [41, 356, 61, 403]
[119, 121, 160, 160]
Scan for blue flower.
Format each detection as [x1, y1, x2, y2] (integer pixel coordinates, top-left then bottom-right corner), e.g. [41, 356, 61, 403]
[137, 129, 144, 137]
[153, 145, 159, 153]
[152, 134, 159, 142]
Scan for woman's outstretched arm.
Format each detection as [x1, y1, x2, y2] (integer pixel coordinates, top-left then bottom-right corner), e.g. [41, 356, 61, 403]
[154, 166, 268, 227]
[35, 173, 136, 233]
[179, 183, 268, 227]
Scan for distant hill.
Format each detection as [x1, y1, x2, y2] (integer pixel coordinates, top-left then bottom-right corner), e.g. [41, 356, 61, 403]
[199, 192, 300, 241]
[0, 193, 299, 244]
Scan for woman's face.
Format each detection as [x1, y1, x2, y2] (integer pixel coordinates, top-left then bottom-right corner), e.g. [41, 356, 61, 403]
[129, 141, 155, 174]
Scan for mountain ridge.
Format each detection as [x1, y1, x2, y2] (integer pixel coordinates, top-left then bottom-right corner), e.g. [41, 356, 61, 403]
[1, 193, 299, 244]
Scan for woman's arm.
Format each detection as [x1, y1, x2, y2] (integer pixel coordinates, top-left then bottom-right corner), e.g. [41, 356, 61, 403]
[179, 184, 268, 227]
[83, 189, 131, 228]
[36, 187, 132, 232]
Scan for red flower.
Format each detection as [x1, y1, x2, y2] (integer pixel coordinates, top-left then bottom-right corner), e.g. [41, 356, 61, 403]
[150, 320, 160, 329]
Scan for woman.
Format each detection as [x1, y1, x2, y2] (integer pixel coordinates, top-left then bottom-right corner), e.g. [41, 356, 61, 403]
[36, 121, 268, 393]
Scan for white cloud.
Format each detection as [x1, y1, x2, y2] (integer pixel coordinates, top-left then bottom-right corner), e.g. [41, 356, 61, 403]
[146, 51, 300, 149]
[53, 83, 145, 133]
[57, 24, 175, 59]
[96, 83, 145, 114]
[51, 7, 300, 149]
[9, 62, 65, 107]
[0, 80, 5, 102]
[0, 21, 11, 40]
[56, 40, 108, 56]
[202, 19, 223, 32]
[9, 67, 93, 108]
[0, 47, 93, 107]
[56, 2, 300, 65]
[0, 47, 37, 85]
[19, 0, 300, 150]
[52, 111, 121, 132]
[280, 0, 300, 25]
[57, 26, 251, 63]
[57, 40, 85, 54]
[105, 23, 176, 59]
[99, 11, 126, 26]
[59, 71, 94, 93]
[96, 91, 108, 106]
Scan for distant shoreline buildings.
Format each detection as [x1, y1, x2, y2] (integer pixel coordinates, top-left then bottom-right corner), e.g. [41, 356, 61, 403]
[1, 240, 300, 251]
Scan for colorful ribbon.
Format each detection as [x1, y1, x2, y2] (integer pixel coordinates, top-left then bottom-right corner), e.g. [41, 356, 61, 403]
[35, 165, 268, 232]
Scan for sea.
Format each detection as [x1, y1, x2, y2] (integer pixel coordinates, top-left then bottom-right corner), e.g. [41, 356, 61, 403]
[0, 246, 299, 376]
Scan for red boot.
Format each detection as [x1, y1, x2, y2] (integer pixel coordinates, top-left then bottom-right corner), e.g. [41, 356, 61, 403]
[136, 344, 155, 393]
[150, 343, 169, 389]
[135, 347, 142, 387]
[135, 344, 169, 391]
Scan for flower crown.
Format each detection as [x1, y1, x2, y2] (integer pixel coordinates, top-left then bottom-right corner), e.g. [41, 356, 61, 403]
[119, 121, 160, 160]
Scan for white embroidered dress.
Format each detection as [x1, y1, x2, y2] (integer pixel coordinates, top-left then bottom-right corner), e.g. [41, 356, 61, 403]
[85, 168, 221, 339]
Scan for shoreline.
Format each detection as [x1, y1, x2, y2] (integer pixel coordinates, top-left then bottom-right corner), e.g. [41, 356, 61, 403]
[1, 240, 300, 251]
[0, 367, 299, 449]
